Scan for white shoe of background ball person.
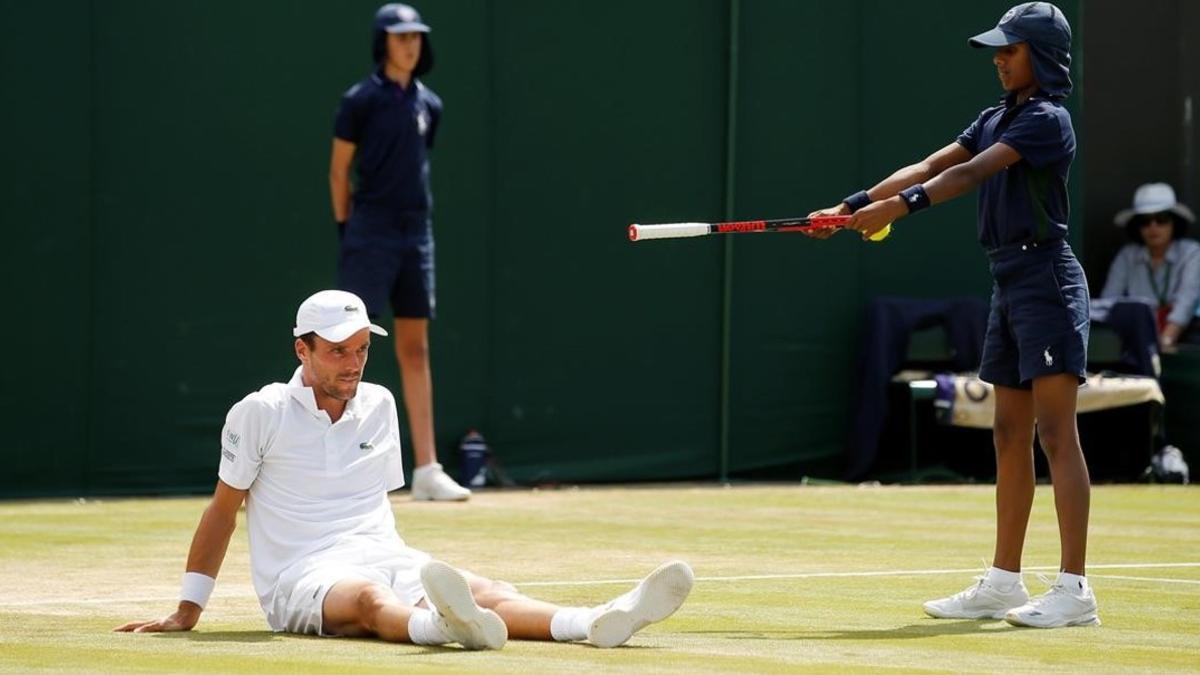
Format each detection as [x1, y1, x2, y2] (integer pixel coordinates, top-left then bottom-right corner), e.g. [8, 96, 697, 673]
[923, 574, 1030, 620]
[587, 561, 695, 648]
[419, 560, 508, 650]
[411, 462, 471, 501]
[1004, 575, 1101, 628]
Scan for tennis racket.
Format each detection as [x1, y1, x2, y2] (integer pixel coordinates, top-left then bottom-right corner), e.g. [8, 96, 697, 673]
[628, 216, 891, 242]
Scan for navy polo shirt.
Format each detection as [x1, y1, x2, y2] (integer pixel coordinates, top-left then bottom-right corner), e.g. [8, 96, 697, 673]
[957, 92, 1075, 249]
[334, 70, 442, 214]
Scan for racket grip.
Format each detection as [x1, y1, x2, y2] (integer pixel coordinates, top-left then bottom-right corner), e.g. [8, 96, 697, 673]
[628, 223, 710, 241]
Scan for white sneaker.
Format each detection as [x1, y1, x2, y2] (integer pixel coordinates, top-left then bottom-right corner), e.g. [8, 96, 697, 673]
[1005, 577, 1100, 628]
[923, 574, 1029, 620]
[412, 463, 471, 502]
[587, 561, 694, 648]
[419, 561, 507, 650]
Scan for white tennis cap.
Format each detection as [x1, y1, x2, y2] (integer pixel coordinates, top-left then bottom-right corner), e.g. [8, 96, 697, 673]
[293, 290, 388, 343]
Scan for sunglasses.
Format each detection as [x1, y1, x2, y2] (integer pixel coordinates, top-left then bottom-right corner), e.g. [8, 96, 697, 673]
[1136, 212, 1175, 227]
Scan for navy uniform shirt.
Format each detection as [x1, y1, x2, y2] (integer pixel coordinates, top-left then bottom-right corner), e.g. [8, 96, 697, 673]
[334, 70, 442, 214]
[957, 92, 1075, 249]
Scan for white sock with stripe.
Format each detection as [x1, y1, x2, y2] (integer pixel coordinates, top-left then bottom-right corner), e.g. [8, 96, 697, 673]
[550, 606, 602, 642]
[407, 607, 451, 645]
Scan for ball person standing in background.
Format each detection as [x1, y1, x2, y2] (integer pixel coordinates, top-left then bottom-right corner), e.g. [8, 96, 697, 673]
[329, 3, 469, 501]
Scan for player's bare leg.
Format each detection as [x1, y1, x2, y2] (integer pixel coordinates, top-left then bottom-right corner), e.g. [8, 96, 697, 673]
[394, 318, 469, 501]
[394, 318, 437, 468]
[992, 384, 1037, 573]
[923, 385, 1033, 619]
[1030, 373, 1090, 575]
[321, 580, 417, 642]
[459, 561, 694, 647]
[322, 572, 506, 649]
[1004, 373, 1099, 627]
[459, 570, 558, 639]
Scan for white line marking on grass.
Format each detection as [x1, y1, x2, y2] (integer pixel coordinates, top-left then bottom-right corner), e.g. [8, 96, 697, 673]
[513, 562, 1200, 587]
[2, 563, 1197, 608]
[1089, 574, 1200, 586]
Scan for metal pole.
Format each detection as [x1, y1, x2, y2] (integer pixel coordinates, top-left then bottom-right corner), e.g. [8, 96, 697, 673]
[719, 0, 740, 483]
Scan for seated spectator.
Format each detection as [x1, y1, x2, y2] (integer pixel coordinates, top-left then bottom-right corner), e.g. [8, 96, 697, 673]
[1101, 183, 1200, 351]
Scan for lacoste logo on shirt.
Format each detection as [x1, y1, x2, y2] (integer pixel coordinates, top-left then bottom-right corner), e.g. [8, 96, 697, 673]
[1044, 347, 1054, 367]
[359, 442, 374, 451]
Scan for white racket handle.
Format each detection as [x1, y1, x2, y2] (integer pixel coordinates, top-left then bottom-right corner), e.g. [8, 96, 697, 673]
[628, 223, 710, 241]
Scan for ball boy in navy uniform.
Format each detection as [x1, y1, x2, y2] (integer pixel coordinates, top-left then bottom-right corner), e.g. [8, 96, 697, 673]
[810, 3, 1099, 627]
[329, 4, 469, 501]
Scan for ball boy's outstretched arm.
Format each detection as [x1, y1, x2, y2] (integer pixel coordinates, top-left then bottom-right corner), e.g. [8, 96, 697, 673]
[846, 142, 1022, 237]
[808, 142, 973, 224]
[114, 480, 247, 632]
[810, 141, 1023, 240]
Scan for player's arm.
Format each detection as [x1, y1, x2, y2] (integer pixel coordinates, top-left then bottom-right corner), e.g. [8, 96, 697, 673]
[114, 479, 247, 633]
[845, 142, 1022, 237]
[329, 138, 357, 224]
[810, 142, 973, 221]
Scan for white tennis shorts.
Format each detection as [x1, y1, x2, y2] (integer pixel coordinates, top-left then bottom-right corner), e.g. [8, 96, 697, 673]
[267, 545, 433, 635]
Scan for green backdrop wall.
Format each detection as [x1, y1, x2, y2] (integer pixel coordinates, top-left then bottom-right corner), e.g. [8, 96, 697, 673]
[0, 0, 1081, 496]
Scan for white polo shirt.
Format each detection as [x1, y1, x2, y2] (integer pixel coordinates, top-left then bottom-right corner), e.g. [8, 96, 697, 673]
[218, 367, 406, 615]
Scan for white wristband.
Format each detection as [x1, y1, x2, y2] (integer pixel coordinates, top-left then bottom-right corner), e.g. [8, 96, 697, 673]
[180, 572, 215, 609]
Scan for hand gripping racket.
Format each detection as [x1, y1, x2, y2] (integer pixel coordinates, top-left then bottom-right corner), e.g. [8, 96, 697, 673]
[628, 216, 891, 242]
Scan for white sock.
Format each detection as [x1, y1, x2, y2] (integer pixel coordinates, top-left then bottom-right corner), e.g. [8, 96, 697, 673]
[550, 606, 601, 642]
[985, 566, 1021, 590]
[407, 607, 451, 645]
[1058, 572, 1088, 594]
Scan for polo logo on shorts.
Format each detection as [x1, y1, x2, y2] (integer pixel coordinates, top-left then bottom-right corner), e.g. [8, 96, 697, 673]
[359, 442, 374, 451]
[1044, 347, 1054, 367]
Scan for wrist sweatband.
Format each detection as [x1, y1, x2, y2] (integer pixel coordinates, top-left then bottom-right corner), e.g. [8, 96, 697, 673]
[180, 572, 215, 609]
[842, 190, 872, 214]
[898, 185, 931, 213]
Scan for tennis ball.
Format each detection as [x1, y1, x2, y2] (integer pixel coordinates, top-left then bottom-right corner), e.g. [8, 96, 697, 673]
[867, 223, 892, 242]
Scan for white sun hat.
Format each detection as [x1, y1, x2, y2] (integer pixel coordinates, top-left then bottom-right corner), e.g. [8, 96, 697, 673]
[1113, 182, 1195, 226]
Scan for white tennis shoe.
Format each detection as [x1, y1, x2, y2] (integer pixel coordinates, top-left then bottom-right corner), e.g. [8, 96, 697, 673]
[587, 560, 694, 648]
[1005, 576, 1100, 628]
[412, 463, 471, 502]
[419, 561, 507, 650]
[923, 574, 1029, 620]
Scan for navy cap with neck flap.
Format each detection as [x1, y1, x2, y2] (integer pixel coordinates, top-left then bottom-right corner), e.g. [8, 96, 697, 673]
[968, 2, 1072, 99]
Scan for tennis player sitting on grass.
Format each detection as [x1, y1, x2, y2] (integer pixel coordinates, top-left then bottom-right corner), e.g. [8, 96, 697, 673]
[115, 290, 694, 649]
[808, 2, 1099, 628]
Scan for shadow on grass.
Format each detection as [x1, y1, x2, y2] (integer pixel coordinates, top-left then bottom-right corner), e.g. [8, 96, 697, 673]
[149, 631, 659, 653]
[686, 619, 1023, 641]
[150, 631, 281, 643]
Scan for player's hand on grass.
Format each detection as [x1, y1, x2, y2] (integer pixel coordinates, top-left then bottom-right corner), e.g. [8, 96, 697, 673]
[804, 204, 849, 239]
[847, 198, 905, 241]
[114, 602, 201, 633]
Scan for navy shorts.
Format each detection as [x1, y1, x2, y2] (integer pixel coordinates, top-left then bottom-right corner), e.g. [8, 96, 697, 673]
[979, 238, 1089, 389]
[337, 210, 435, 319]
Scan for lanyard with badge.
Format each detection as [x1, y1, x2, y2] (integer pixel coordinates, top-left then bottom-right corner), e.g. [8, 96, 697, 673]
[1145, 259, 1173, 331]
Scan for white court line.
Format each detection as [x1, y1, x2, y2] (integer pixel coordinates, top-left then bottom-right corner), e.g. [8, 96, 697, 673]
[1089, 574, 1200, 586]
[514, 562, 1200, 587]
[2, 562, 1197, 608]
